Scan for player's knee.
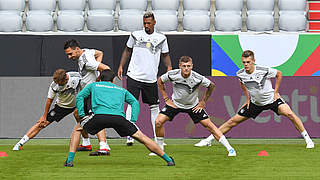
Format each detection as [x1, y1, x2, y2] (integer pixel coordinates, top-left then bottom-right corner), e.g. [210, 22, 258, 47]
[227, 119, 238, 127]
[155, 119, 163, 129]
[284, 112, 295, 119]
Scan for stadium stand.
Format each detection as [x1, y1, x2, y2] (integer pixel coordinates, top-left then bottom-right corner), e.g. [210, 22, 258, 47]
[118, 0, 147, 31]
[87, 0, 116, 32]
[0, 0, 25, 32]
[183, 0, 211, 31]
[214, 0, 243, 31]
[26, 0, 56, 32]
[278, 0, 307, 31]
[56, 0, 86, 32]
[152, 0, 179, 31]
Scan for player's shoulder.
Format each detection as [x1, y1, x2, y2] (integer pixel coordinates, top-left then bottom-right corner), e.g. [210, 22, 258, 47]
[50, 81, 59, 92]
[167, 69, 180, 76]
[154, 30, 166, 38]
[255, 65, 269, 72]
[236, 68, 245, 76]
[67, 71, 81, 78]
[191, 70, 205, 80]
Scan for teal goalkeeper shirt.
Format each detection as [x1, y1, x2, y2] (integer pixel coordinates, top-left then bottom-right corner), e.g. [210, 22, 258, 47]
[76, 81, 139, 123]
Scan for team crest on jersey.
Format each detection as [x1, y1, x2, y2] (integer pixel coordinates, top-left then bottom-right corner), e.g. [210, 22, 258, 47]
[146, 42, 151, 48]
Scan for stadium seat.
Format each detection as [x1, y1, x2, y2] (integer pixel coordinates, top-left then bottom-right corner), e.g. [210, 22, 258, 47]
[57, 11, 84, 32]
[0, 11, 22, 32]
[153, 10, 178, 31]
[120, 0, 147, 11]
[246, 11, 274, 31]
[246, 0, 274, 11]
[58, 0, 85, 11]
[278, 0, 306, 31]
[26, 11, 54, 32]
[152, 0, 179, 11]
[183, 0, 210, 11]
[151, 0, 179, 31]
[215, 0, 243, 11]
[87, 0, 116, 32]
[26, 0, 56, 32]
[279, 11, 307, 31]
[214, 11, 242, 31]
[0, 0, 25, 12]
[118, 10, 144, 31]
[278, 0, 306, 11]
[183, 10, 210, 31]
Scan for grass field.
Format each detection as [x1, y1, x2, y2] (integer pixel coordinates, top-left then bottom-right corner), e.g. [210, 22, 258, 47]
[0, 138, 319, 180]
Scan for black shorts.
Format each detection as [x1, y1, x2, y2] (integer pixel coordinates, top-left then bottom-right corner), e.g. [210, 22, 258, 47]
[160, 104, 210, 124]
[238, 98, 286, 119]
[127, 76, 159, 105]
[81, 114, 138, 137]
[47, 104, 75, 123]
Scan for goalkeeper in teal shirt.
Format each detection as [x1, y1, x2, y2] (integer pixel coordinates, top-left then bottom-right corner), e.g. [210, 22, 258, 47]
[64, 69, 175, 167]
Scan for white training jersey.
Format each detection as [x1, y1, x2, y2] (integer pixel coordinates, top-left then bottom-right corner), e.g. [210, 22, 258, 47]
[77, 48, 100, 89]
[47, 72, 81, 109]
[126, 30, 169, 83]
[161, 69, 212, 109]
[237, 65, 278, 106]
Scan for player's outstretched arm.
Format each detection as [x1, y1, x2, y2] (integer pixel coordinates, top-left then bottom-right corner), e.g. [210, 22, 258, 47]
[193, 82, 215, 113]
[239, 82, 250, 108]
[157, 77, 176, 108]
[274, 70, 282, 100]
[97, 62, 110, 71]
[161, 53, 172, 72]
[117, 46, 132, 80]
[38, 98, 53, 127]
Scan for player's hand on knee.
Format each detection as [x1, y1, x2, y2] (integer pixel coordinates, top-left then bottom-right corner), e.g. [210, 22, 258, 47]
[165, 99, 177, 109]
[38, 116, 48, 128]
[273, 93, 280, 101]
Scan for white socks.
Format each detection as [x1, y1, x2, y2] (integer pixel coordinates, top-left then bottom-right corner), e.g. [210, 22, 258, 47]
[205, 134, 215, 142]
[99, 141, 107, 149]
[218, 135, 233, 151]
[18, 135, 30, 145]
[82, 138, 91, 146]
[150, 105, 160, 139]
[156, 137, 164, 150]
[301, 130, 312, 143]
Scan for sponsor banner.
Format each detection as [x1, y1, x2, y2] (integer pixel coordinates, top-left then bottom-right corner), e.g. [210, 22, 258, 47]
[132, 77, 320, 138]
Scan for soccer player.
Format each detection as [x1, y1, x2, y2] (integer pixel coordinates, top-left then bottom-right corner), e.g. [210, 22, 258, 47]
[195, 50, 315, 149]
[117, 12, 172, 146]
[154, 56, 236, 157]
[13, 69, 81, 150]
[64, 69, 175, 167]
[64, 39, 111, 155]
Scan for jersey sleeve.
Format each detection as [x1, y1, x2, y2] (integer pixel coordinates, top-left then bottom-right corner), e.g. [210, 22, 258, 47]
[47, 82, 56, 99]
[201, 76, 212, 88]
[160, 71, 170, 83]
[84, 49, 100, 71]
[161, 38, 169, 53]
[76, 83, 92, 118]
[125, 90, 139, 123]
[267, 67, 277, 78]
[126, 34, 135, 48]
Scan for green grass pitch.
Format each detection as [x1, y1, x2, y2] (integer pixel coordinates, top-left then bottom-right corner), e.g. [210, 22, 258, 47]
[0, 139, 319, 180]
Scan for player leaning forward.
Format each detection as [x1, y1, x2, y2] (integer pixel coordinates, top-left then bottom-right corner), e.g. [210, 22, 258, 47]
[154, 56, 236, 156]
[64, 69, 175, 167]
[195, 50, 314, 149]
[13, 69, 81, 150]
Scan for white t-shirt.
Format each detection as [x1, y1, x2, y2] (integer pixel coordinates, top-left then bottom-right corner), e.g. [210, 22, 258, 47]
[47, 72, 81, 109]
[126, 30, 169, 83]
[237, 65, 278, 106]
[161, 69, 212, 109]
[77, 48, 100, 89]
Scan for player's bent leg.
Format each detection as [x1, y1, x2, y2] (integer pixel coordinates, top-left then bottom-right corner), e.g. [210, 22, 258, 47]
[73, 109, 92, 151]
[149, 114, 171, 156]
[125, 105, 135, 146]
[149, 104, 160, 140]
[219, 114, 249, 134]
[278, 104, 314, 148]
[131, 130, 175, 166]
[13, 120, 51, 151]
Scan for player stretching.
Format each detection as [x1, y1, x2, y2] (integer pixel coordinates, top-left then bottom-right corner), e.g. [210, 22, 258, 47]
[64, 69, 175, 167]
[64, 39, 111, 155]
[195, 50, 315, 149]
[117, 12, 172, 146]
[154, 56, 236, 157]
[13, 69, 81, 150]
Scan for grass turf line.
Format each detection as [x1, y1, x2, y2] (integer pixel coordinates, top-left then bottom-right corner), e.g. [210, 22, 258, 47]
[0, 139, 319, 180]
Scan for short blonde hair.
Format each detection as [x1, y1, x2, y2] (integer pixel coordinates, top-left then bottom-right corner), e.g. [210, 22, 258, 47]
[53, 69, 67, 85]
